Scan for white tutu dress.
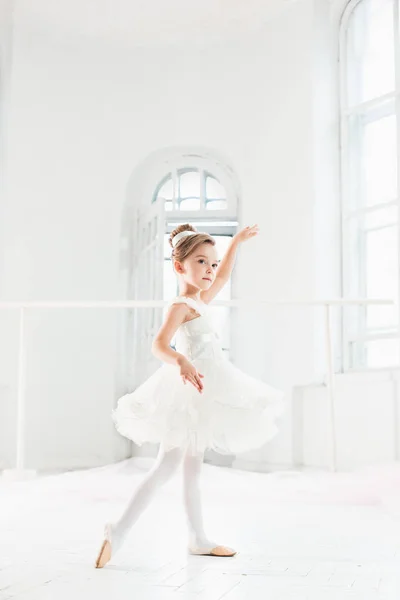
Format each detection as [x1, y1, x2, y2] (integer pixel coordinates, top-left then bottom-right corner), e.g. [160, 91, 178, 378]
[112, 296, 284, 455]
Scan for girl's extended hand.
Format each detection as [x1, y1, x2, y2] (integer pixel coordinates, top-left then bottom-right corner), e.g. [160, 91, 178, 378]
[178, 357, 204, 393]
[234, 224, 259, 244]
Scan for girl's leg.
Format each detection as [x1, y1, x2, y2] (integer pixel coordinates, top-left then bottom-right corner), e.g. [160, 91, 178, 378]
[110, 444, 185, 553]
[182, 449, 216, 549]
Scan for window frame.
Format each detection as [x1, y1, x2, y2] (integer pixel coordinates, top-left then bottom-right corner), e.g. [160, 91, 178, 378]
[151, 159, 238, 220]
[339, 0, 400, 371]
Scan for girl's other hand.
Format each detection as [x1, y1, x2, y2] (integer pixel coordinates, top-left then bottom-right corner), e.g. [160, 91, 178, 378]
[234, 224, 259, 244]
[178, 357, 204, 393]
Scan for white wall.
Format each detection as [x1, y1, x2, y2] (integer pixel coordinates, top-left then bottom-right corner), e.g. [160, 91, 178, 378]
[0, 0, 15, 293]
[0, 0, 375, 472]
[294, 370, 400, 470]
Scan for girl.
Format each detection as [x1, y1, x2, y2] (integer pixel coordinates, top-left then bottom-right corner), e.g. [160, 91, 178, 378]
[95, 223, 284, 567]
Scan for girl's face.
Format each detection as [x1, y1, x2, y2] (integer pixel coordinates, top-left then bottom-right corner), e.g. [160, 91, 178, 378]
[175, 243, 219, 290]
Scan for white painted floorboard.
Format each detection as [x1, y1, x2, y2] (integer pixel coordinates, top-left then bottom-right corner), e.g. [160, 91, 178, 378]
[1, 458, 400, 600]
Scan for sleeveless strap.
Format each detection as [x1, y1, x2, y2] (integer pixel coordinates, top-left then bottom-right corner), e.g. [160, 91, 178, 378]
[169, 296, 206, 315]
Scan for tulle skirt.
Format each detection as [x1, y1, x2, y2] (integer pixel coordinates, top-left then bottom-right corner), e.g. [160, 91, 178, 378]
[112, 357, 285, 455]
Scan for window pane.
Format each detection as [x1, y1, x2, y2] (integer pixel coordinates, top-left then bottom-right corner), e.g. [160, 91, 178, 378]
[348, 111, 397, 209]
[366, 338, 399, 368]
[206, 200, 227, 211]
[206, 176, 225, 199]
[165, 200, 173, 211]
[213, 234, 232, 254]
[179, 198, 200, 211]
[346, 0, 395, 105]
[179, 171, 200, 198]
[156, 176, 173, 200]
[366, 225, 398, 328]
[363, 114, 397, 206]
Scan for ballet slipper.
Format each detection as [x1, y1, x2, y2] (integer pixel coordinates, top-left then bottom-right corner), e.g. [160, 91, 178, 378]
[94, 523, 118, 568]
[188, 544, 237, 557]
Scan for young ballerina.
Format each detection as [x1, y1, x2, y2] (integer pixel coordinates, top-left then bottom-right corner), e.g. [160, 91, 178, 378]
[95, 223, 284, 568]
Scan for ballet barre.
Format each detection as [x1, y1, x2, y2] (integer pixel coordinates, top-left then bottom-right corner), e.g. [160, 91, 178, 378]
[0, 297, 394, 479]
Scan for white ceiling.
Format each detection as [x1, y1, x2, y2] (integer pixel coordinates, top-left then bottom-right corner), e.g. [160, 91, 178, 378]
[17, 0, 299, 46]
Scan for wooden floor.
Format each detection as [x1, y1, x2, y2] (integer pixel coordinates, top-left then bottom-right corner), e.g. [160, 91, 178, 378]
[1, 457, 399, 599]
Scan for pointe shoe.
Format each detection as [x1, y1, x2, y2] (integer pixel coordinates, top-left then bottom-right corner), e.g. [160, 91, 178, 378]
[188, 544, 237, 557]
[94, 523, 113, 569]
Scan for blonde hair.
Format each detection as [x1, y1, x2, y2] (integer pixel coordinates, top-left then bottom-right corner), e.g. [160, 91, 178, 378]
[169, 224, 215, 263]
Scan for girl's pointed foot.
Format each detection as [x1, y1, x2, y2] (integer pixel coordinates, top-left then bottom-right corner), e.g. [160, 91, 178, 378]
[94, 523, 114, 568]
[95, 539, 111, 568]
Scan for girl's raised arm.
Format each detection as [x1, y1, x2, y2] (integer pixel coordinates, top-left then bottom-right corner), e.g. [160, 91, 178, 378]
[200, 224, 259, 304]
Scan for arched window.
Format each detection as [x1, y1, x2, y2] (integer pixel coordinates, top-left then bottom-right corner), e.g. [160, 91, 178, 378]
[153, 168, 228, 213]
[121, 149, 239, 404]
[340, 0, 399, 369]
[151, 160, 238, 360]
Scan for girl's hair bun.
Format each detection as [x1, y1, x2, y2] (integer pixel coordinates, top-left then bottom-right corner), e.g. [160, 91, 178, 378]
[169, 224, 197, 248]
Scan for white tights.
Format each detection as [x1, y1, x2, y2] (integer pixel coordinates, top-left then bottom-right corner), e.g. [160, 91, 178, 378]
[110, 444, 215, 553]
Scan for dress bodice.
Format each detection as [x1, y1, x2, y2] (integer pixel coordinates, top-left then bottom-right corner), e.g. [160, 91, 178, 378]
[113, 295, 284, 456]
[169, 296, 223, 362]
